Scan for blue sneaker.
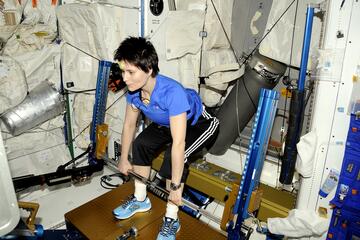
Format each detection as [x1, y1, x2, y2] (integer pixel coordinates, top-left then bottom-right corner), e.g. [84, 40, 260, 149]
[113, 194, 151, 220]
[156, 217, 181, 240]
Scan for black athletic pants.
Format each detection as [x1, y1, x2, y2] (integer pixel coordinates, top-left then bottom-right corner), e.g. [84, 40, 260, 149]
[132, 107, 219, 182]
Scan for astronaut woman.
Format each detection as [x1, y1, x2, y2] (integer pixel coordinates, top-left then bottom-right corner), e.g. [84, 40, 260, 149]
[113, 37, 219, 240]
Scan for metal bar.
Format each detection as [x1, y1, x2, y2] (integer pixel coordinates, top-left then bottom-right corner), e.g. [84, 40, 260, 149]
[96, 1, 140, 10]
[228, 89, 279, 240]
[128, 170, 223, 225]
[90, 60, 112, 144]
[297, 6, 314, 91]
[89, 60, 112, 164]
[103, 157, 222, 224]
[140, 0, 144, 37]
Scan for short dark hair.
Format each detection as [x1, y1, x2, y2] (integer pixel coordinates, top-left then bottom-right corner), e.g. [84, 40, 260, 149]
[114, 37, 159, 77]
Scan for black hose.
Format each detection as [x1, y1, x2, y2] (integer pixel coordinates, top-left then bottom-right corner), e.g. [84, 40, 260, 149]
[279, 90, 305, 184]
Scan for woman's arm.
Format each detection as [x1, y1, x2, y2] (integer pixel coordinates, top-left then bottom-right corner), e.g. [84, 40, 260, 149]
[118, 104, 139, 175]
[169, 112, 187, 205]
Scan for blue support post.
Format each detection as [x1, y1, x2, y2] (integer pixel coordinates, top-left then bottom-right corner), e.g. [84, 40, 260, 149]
[89, 60, 112, 164]
[298, 6, 314, 92]
[227, 89, 280, 240]
[140, 0, 144, 37]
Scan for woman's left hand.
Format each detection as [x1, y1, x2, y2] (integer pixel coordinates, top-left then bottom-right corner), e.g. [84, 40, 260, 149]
[169, 188, 182, 206]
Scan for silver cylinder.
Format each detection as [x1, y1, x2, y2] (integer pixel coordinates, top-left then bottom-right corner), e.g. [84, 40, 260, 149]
[1, 81, 65, 136]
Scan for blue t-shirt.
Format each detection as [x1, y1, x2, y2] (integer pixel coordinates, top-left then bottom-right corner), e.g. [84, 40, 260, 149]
[126, 74, 202, 127]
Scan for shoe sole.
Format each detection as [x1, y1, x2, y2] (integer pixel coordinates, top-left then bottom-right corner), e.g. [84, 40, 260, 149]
[176, 225, 181, 233]
[113, 205, 152, 220]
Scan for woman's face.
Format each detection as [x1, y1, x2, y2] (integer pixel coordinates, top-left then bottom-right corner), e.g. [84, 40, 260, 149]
[120, 61, 150, 92]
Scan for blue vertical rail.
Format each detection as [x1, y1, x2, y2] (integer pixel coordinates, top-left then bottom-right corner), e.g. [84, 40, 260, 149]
[228, 89, 280, 240]
[140, 0, 144, 37]
[279, 6, 314, 184]
[298, 6, 314, 91]
[89, 60, 112, 164]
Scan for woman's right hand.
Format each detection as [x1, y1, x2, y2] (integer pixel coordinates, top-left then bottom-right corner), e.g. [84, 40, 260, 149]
[118, 158, 133, 175]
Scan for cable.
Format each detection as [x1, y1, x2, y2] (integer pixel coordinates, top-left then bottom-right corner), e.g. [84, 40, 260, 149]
[276, 0, 300, 187]
[64, 88, 96, 94]
[5, 38, 122, 180]
[60, 37, 129, 143]
[304, 78, 315, 108]
[18, 90, 127, 169]
[64, 42, 101, 61]
[208, 0, 296, 179]
[244, 0, 297, 66]
[70, 90, 127, 142]
[286, 0, 300, 78]
[209, 0, 240, 65]
[56, 145, 91, 171]
[241, 77, 256, 110]
[100, 173, 126, 189]
[280, 0, 299, 146]
[209, 0, 297, 116]
[96, 1, 140, 10]
[7, 142, 65, 161]
[235, 77, 256, 171]
[198, 0, 209, 80]
[235, 81, 244, 168]
[210, 0, 296, 70]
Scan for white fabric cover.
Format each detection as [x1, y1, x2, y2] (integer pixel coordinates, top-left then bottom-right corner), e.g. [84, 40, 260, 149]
[57, 3, 128, 90]
[175, 0, 206, 11]
[259, 0, 322, 67]
[203, 0, 233, 50]
[165, 0, 241, 106]
[3, 24, 57, 56]
[0, 56, 27, 114]
[295, 130, 317, 178]
[2, 115, 66, 162]
[9, 44, 61, 90]
[178, 54, 199, 90]
[1, 2, 67, 179]
[267, 209, 329, 238]
[57, 3, 128, 148]
[175, 0, 232, 50]
[2, 0, 57, 55]
[72, 94, 94, 148]
[167, 0, 233, 59]
[200, 49, 243, 78]
[198, 49, 244, 106]
[165, 10, 204, 60]
[57, 3, 120, 61]
[199, 83, 228, 107]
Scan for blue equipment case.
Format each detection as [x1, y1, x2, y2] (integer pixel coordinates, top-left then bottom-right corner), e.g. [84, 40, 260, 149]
[327, 114, 360, 240]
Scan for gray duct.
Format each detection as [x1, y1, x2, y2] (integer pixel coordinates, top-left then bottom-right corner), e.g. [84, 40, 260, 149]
[1, 81, 65, 136]
[209, 52, 286, 155]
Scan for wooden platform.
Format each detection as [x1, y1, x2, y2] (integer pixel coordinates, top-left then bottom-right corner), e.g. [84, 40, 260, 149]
[65, 181, 226, 240]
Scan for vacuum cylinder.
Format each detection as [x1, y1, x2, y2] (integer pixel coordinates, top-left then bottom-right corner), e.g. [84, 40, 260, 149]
[209, 52, 286, 155]
[1, 81, 65, 136]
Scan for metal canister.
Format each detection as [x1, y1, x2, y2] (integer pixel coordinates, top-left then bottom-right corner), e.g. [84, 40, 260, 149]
[1, 81, 65, 136]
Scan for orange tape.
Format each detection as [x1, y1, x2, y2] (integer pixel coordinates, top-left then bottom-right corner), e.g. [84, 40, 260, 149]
[280, 88, 292, 98]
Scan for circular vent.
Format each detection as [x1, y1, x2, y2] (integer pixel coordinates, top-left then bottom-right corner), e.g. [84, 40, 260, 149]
[150, 0, 164, 16]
